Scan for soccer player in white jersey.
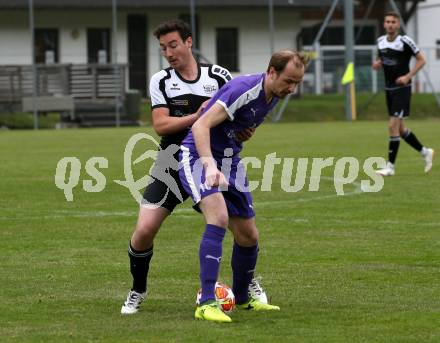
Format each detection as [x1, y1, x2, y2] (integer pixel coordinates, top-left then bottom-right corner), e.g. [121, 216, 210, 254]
[373, 12, 434, 176]
[121, 19, 258, 314]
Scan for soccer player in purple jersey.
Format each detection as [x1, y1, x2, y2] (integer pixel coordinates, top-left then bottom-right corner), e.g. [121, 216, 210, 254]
[179, 50, 309, 322]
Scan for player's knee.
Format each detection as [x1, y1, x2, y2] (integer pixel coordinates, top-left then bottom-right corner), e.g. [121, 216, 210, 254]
[212, 213, 229, 228]
[238, 227, 259, 245]
[135, 221, 159, 241]
[388, 122, 394, 131]
[400, 128, 409, 137]
[247, 229, 259, 245]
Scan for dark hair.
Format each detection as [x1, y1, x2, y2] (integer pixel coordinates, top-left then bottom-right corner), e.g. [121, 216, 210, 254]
[266, 50, 310, 73]
[153, 19, 192, 41]
[384, 11, 400, 20]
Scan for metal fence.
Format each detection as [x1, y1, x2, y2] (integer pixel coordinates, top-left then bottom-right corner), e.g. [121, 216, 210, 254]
[0, 63, 126, 110]
[302, 45, 440, 95]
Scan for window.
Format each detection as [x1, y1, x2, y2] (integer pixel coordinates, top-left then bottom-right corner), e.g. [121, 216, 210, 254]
[216, 28, 239, 72]
[35, 29, 59, 64]
[87, 28, 111, 63]
[437, 40, 440, 60]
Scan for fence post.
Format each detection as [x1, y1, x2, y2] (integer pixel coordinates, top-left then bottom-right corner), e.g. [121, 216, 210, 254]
[314, 42, 322, 95]
[371, 50, 378, 93]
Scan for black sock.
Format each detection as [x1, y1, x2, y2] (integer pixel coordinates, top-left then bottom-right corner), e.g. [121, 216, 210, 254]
[128, 243, 153, 293]
[388, 136, 400, 165]
[402, 129, 423, 152]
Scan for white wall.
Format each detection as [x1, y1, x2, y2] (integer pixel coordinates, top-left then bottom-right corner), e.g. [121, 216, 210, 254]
[0, 11, 31, 64]
[199, 9, 300, 76]
[407, 0, 440, 92]
[0, 9, 128, 65]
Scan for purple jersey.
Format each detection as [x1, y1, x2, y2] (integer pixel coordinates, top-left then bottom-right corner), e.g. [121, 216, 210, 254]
[181, 73, 278, 158]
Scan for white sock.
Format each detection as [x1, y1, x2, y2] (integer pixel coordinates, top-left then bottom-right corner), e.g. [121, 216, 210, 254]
[421, 147, 428, 156]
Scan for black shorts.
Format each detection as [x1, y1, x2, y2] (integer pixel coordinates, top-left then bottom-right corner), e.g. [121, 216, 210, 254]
[142, 166, 189, 213]
[386, 86, 411, 118]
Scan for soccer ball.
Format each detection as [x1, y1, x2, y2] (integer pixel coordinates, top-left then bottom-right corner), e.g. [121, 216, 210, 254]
[196, 282, 235, 313]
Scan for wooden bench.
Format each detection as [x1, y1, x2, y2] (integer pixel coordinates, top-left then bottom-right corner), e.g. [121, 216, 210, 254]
[22, 95, 75, 120]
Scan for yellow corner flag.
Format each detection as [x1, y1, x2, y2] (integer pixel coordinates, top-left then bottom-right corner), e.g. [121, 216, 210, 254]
[308, 51, 318, 60]
[341, 62, 355, 85]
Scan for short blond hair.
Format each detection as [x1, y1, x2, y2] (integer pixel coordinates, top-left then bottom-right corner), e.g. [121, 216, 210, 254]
[266, 50, 310, 73]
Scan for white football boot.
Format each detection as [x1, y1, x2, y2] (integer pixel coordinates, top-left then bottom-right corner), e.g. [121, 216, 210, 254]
[422, 148, 434, 173]
[376, 162, 395, 176]
[121, 290, 146, 314]
[248, 276, 268, 304]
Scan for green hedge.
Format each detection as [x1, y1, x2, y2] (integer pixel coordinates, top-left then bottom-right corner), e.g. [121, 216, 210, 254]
[2, 93, 439, 129]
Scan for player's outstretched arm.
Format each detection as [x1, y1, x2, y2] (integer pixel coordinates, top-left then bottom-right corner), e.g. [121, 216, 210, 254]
[192, 103, 229, 187]
[152, 107, 198, 136]
[152, 101, 208, 136]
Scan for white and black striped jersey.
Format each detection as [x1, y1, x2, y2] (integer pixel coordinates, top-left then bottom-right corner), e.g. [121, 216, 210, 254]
[149, 63, 232, 148]
[377, 34, 420, 90]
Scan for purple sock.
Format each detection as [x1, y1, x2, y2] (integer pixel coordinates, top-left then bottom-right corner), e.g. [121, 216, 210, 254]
[231, 242, 258, 304]
[199, 224, 226, 304]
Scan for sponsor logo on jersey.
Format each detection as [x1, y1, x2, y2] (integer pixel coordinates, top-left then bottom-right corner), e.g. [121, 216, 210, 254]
[203, 84, 217, 95]
[171, 99, 189, 106]
[170, 83, 180, 90]
[173, 110, 185, 117]
[381, 57, 397, 66]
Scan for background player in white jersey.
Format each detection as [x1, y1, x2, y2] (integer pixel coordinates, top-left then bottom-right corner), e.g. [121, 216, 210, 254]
[179, 50, 309, 322]
[372, 12, 434, 176]
[121, 19, 255, 314]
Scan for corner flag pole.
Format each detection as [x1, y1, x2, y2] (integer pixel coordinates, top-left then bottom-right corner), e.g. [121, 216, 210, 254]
[342, 63, 357, 120]
[350, 82, 357, 120]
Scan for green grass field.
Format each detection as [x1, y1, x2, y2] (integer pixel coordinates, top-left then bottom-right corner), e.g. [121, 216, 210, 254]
[1, 120, 440, 342]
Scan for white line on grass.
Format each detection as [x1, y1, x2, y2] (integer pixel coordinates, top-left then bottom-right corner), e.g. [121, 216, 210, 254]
[1, 177, 363, 220]
[249, 176, 363, 207]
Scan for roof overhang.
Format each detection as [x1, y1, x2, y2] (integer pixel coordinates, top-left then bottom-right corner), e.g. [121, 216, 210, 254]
[0, 0, 335, 9]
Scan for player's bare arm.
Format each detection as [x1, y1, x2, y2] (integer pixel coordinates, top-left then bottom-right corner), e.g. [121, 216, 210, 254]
[372, 58, 382, 71]
[396, 52, 426, 85]
[235, 127, 256, 142]
[192, 103, 229, 187]
[152, 100, 209, 136]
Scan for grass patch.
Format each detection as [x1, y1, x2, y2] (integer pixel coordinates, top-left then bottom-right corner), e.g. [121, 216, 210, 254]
[1, 121, 439, 342]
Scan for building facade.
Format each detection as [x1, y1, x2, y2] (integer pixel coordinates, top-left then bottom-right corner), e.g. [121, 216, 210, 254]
[0, 0, 436, 98]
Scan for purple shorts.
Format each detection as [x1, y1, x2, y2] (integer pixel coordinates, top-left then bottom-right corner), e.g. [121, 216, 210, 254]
[179, 145, 255, 218]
